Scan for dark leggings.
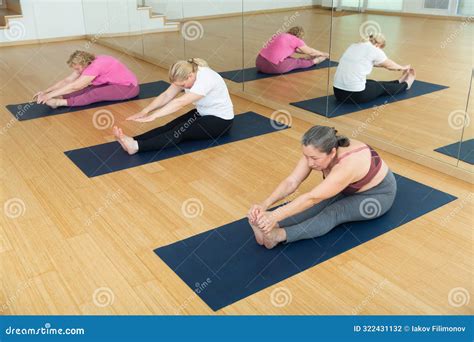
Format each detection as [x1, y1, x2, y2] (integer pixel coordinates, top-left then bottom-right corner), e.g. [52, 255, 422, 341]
[135, 109, 234, 152]
[334, 80, 408, 104]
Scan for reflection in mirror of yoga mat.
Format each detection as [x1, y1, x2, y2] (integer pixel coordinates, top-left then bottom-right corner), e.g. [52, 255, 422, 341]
[219, 60, 338, 83]
[434, 139, 474, 165]
[6, 81, 170, 121]
[64, 112, 290, 178]
[154, 174, 456, 311]
[290, 80, 448, 118]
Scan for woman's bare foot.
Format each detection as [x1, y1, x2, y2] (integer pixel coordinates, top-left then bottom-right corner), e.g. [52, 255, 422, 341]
[398, 70, 409, 84]
[312, 56, 328, 65]
[263, 228, 286, 249]
[405, 68, 416, 89]
[45, 98, 67, 108]
[249, 220, 264, 245]
[113, 126, 139, 155]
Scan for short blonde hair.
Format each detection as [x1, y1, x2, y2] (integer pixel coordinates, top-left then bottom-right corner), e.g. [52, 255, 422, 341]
[67, 50, 95, 67]
[168, 58, 208, 83]
[364, 33, 386, 48]
[287, 26, 304, 39]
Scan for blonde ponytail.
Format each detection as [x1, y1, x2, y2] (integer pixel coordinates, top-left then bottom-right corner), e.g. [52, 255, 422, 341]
[363, 33, 386, 48]
[169, 58, 208, 82]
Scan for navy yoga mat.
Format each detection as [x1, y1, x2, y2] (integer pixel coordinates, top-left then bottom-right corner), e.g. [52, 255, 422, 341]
[219, 60, 338, 83]
[435, 139, 474, 165]
[154, 173, 456, 311]
[290, 80, 448, 118]
[6, 81, 170, 121]
[65, 111, 290, 177]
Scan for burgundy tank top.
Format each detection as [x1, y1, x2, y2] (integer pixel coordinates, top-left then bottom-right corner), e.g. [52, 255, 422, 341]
[323, 145, 382, 195]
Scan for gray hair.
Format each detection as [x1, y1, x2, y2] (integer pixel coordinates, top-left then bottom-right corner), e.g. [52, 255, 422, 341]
[301, 126, 350, 153]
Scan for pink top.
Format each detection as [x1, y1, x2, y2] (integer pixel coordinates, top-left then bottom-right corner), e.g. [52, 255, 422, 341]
[82, 55, 138, 87]
[323, 145, 382, 195]
[259, 33, 305, 65]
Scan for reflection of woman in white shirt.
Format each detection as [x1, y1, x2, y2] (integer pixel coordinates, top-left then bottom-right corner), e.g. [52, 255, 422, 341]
[333, 34, 416, 104]
[113, 58, 234, 155]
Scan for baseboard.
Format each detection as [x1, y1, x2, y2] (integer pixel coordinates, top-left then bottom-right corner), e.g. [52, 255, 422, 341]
[0, 34, 87, 47]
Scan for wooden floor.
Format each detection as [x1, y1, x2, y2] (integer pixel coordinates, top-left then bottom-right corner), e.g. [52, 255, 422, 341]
[0, 37, 473, 314]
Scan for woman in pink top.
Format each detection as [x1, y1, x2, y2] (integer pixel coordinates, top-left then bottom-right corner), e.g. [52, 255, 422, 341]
[34, 50, 139, 108]
[256, 26, 330, 74]
[248, 125, 397, 249]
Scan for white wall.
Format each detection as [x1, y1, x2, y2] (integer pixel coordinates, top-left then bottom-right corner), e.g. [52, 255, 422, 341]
[146, 0, 321, 20]
[0, 0, 86, 43]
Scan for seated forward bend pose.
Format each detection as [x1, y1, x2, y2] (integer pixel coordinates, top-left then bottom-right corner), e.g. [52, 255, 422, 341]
[34, 51, 139, 108]
[247, 125, 397, 249]
[113, 58, 234, 155]
[256, 26, 330, 74]
[333, 33, 416, 104]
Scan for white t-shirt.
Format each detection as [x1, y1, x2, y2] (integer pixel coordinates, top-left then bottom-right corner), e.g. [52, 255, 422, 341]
[185, 67, 234, 120]
[333, 42, 388, 92]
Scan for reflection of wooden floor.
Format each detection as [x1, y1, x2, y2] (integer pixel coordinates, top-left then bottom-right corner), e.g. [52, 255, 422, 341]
[238, 9, 473, 171]
[0, 40, 473, 315]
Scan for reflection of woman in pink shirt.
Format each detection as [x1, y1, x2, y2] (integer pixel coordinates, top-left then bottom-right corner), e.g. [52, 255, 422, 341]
[34, 50, 139, 108]
[256, 26, 329, 74]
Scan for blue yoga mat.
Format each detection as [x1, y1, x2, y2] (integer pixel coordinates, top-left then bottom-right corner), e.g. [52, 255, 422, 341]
[290, 80, 448, 118]
[219, 60, 338, 83]
[435, 139, 474, 165]
[6, 81, 170, 121]
[154, 173, 456, 311]
[65, 111, 289, 177]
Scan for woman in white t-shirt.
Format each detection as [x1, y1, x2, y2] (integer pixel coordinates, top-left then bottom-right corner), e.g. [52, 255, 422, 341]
[333, 34, 416, 104]
[113, 58, 234, 154]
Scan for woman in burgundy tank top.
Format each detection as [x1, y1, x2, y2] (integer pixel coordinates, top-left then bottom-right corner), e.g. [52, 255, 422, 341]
[248, 125, 397, 249]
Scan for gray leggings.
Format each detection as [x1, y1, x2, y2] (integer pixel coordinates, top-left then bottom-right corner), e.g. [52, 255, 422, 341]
[279, 170, 397, 243]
